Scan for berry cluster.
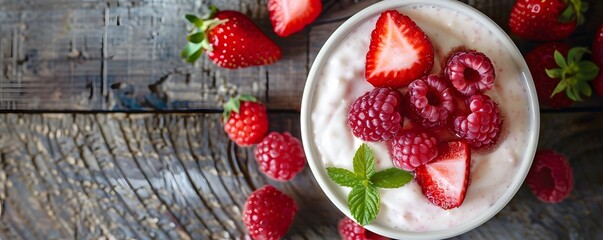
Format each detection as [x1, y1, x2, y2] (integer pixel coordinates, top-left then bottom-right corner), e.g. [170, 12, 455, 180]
[222, 94, 307, 239]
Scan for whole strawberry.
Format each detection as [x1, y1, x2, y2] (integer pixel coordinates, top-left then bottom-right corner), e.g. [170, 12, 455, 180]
[223, 95, 269, 146]
[592, 24, 603, 96]
[254, 132, 306, 181]
[243, 185, 298, 240]
[509, 0, 587, 41]
[182, 6, 282, 68]
[525, 43, 599, 108]
[338, 217, 389, 240]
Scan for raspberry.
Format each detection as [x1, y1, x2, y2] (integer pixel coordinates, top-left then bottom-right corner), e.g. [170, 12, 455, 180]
[338, 217, 389, 240]
[348, 88, 404, 142]
[444, 50, 495, 96]
[406, 75, 455, 128]
[453, 94, 502, 149]
[388, 130, 438, 171]
[254, 132, 306, 181]
[526, 149, 574, 203]
[223, 97, 269, 146]
[243, 185, 298, 240]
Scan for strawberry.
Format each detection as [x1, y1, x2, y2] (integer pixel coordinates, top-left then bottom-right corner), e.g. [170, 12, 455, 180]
[223, 95, 269, 146]
[592, 24, 603, 96]
[365, 10, 434, 88]
[508, 0, 587, 41]
[415, 140, 470, 210]
[525, 42, 599, 108]
[182, 6, 282, 68]
[268, 0, 322, 37]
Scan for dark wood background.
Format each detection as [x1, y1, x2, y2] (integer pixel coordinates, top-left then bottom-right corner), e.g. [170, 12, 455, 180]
[0, 0, 602, 239]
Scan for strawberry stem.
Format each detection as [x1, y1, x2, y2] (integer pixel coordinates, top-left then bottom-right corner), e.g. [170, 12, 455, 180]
[222, 95, 258, 122]
[559, 0, 587, 25]
[546, 48, 600, 101]
[182, 5, 227, 63]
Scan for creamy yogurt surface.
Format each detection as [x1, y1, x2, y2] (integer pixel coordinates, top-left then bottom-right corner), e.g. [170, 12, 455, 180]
[310, 5, 531, 232]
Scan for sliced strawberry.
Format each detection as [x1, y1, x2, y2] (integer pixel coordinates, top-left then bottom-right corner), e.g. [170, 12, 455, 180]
[365, 10, 434, 88]
[415, 140, 470, 210]
[268, 0, 322, 37]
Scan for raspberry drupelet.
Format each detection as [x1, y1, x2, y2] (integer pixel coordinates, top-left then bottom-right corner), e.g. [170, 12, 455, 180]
[388, 130, 438, 171]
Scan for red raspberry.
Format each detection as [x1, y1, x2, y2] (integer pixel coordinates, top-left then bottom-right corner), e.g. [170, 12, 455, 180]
[223, 96, 269, 146]
[348, 88, 404, 142]
[254, 132, 306, 181]
[406, 75, 455, 128]
[338, 217, 389, 240]
[526, 149, 574, 203]
[388, 130, 438, 171]
[243, 185, 298, 240]
[453, 94, 502, 149]
[444, 50, 495, 96]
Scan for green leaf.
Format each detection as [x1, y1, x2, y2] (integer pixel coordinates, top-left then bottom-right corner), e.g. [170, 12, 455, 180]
[567, 47, 588, 65]
[185, 49, 203, 63]
[185, 14, 204, 27]
[545, 68, 563, 79]
[558, 3, 575, 23]
[353, 144, 376, 180]
[369, 168, 413, 188]
[222, 97, 241, 122]
[554, 50, 567, 69]
[202, 5, 219, 19]
[181, 42, 202, 58]
[551, 80, 568, 97]
[187, 32, 205, 44]
[238, 94, 258, 102]
[348, 185, 380, 226]
[576, 80, 592, 97]
[327, 167, 364, 187]
[576, 61, 600, 80]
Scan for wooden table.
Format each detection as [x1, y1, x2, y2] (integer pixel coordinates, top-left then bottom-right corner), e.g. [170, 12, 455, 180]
[0, 0, 602, 239]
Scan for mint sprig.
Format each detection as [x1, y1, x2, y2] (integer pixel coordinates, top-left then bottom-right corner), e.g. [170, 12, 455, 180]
[326, 144, 412, 226]
[546, 47, 600, 101]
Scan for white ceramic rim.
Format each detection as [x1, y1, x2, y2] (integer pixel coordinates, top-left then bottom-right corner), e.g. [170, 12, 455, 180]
[300, 0, 540, 239]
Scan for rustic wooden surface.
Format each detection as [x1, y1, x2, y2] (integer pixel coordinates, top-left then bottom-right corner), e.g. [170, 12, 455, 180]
[0, 0, 602, 239]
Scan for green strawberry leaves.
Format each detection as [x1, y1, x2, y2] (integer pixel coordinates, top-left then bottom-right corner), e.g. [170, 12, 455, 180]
[222, 95, 258, 122]
[182, 6, 227, 63]
[326, 143, 412, 226]
[559, 0, 588, 25]
[546, 47, 600, 101]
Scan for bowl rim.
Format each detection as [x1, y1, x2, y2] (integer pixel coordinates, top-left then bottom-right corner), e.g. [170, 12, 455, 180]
[300, 0, 540, 239]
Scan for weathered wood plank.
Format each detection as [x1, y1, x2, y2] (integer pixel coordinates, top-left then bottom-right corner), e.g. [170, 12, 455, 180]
[1, 0, 601, 111]
[0, 113, 601, 239]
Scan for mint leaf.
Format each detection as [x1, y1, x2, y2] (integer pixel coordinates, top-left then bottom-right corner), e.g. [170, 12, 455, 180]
[370, 168, 413, 188]
[327, 167, 363, 187]
[353, 143, 375, 179]
[348, 185, 380, 226]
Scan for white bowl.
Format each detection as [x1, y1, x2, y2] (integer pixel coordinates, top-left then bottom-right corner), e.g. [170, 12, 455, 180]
[300, 0, 539, 239]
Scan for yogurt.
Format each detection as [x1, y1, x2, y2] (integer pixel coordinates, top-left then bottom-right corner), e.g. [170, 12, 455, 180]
[310, 5, 531, 232]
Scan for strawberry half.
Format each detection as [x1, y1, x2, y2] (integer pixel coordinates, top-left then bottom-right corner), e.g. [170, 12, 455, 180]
[508, 0, 587, 41]
[182, 7, 282, 68]
[268, 0, 322, 37]
[415, 140, 470, 210]
[365, 10, 434, 88]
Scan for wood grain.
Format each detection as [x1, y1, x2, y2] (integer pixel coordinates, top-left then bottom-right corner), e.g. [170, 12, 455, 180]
[0, 0, 601, 111]
[0, 113, 601, 239]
